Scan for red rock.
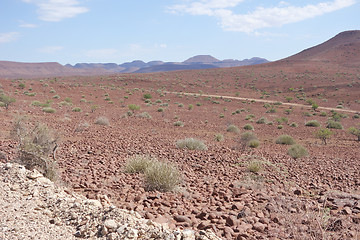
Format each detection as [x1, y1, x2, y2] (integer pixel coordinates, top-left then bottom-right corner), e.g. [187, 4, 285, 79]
[253, 222, 267, 233]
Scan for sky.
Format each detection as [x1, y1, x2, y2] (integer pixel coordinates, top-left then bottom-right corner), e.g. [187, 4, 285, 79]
[0, 0, 359, 65]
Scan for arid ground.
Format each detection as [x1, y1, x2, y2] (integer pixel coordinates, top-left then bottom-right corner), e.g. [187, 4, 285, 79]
[1, 31, 360, 239]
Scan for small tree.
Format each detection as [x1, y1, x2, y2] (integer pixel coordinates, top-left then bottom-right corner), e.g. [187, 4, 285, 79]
[0, 94, 16, 110]
[312, 103, 319, 111]
[348, 127, 360, 141]
[128, 104, 140, 114]
[143, 93, 152, 100]
[315, 128, 333, 145]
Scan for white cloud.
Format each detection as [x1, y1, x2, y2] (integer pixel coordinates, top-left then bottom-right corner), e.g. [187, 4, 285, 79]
[23, 0, 89, 22]
[169, 0, 357, 33]
[169, 0, 245, 15]
[0, 32, 20, 44]
[19, 23, 38, 28]
[39, 46, 64, 53]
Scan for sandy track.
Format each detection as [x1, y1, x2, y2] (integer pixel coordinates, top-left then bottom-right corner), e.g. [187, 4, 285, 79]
[165, 91, 359, 114]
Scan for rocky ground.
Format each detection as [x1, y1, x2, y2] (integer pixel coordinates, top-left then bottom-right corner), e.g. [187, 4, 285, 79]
[0, 64, 359, 239]
[0, 162, 220, 240]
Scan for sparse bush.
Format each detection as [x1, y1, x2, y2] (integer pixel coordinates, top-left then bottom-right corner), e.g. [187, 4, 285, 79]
[227, 124, 240, 133]
[290, 122, 298, 127]
[144, 160, 181, 192]
[173, 121, 184, 127]
[348, 127, 360, 141]
[315, 128, 333, 145]
[137, 112, 152, 119]
[238, 132, 258, 149]
[247, 160, 262, 173]
[0, 93, 16, 110]
[248, 139, 260, 148]
[72, 107, 82, 112]
[128, 104, 140, 113]
[11, 118, 59, 181]
[326, 120, 343, 129]
[75, 121, 90, 132]
[125, 155, 156, 174]
[188, 104, 194, 110]
[143, 93, 152, 99]
[277, 125, 283, 129]
[42, 107, 56, 113]
[176, 138, 207, 150]
[243, 124, 254, 130]
[276, 135, 295, 145]
[288, 144, 308, 159]
[319, 112, 327, 117]
[305, 120, 320, 127]
[95, 116, 110, 126]
[157, 108, 164, 112]
[256, 117, 267, 124]
[214, 134, 224, 142]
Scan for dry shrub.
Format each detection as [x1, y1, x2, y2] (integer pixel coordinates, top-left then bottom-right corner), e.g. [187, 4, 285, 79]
[144, 161, 182, 192]
[276, 135, 296, 145]
[125, 155, 156, 174]
[95, 116, 110, 126]
[176, 138, 207, 150]
[125, 155, 181, 192]
[11, 117, 59, 181]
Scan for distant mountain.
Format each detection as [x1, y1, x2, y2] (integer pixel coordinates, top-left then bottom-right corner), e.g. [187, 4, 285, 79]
[0, 61, 106, 79]
[68, 55, 269, 73]
[0, 55, 269, 78]
[183, 55, 220, 63]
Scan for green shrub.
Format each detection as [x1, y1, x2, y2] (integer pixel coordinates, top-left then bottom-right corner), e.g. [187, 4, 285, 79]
[173, 121, 184, 127]
[305, 120, 320, 127]
[188, 104, 194, 110]
[125, 155, 156, 174]
[143, 93, 152, 99]
[290, 122, 298, 127]
[176, 138, 207, 150]
[31, 101, 42, 107]
[348, 127, 360, 141]
[243, 124, 254, 130]
[157, 108, 164, 112]
[245, 114, 255, 120]
[256, 117, 267, 124]
[72, 107, 82, 112]
[64, 97, 72, 103]
[144, 160, 181, 192]
[288, 144, 308, 159]
[277, 125, 283, 129]
[239, 132, 258, 148]
[214, 134, 224, 142]
[95, 116, 110, 126]
[128, 104, 140, 113]
[315, 128, 333, 145]
[326, 120, 343, 129]
[276, 135, 295, 145]
[227, 124, 240, 133]
[247, 160, 262, 173]
[0, 93, 16, 110]
[42, 107, 56, 113]
[320, 112, 327, 117]
[248, 139, 260, 148]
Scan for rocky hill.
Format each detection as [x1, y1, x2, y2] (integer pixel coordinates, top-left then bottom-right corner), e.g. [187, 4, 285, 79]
[280, 30, 360, 67]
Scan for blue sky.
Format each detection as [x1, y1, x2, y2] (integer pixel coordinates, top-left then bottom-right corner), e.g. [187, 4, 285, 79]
[0, 0, 359, 65]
